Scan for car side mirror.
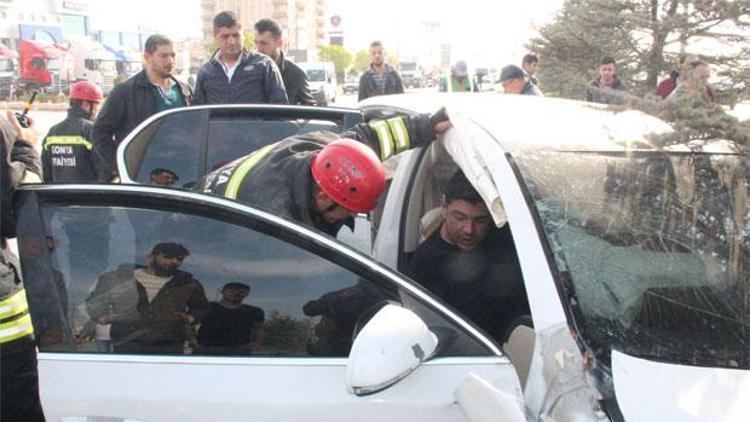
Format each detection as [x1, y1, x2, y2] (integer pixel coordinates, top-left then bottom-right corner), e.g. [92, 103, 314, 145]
[346, 304, 438, 396]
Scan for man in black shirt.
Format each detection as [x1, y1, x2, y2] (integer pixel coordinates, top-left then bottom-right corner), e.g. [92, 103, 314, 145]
[197, 282, 265, 354]
[407, 171, 529, 343]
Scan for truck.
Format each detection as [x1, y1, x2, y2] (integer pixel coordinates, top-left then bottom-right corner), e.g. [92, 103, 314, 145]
[0, 44, 17, 99]
[398, 62, 424, 89]
[17, 40, 68, 94]
[298, 62, 337, 106]
[62, 39, 118, 95]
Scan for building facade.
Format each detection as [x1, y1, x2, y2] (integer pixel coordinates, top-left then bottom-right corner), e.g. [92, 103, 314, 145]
[201, 0, 326, 59]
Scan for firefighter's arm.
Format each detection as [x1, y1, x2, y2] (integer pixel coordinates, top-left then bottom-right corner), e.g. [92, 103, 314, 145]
[343, 108, 451, 162]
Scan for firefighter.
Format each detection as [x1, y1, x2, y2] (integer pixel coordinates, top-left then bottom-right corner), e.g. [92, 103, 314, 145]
[197, 110, 451, 236]
[42, 81, 110, 294]
[41, 80, 103, 183]
[1, 111, 46, 420]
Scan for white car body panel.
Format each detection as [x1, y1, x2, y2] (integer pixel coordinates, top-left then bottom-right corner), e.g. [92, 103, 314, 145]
[612, 350, 750, 422]
[39, 355, 518, 422]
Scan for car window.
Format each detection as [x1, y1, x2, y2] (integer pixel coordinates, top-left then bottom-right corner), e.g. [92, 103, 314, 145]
[206, 115, 341, 173]
[17, 190, 491, 358]
[123, 108, 362, 188]
[124, 109, 207, 188]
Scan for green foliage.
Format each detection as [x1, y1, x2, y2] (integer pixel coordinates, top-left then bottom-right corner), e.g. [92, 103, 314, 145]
[529, 0, 750, 148]
[529, 0, 750, 100]
[318, 45, 353, 79]
[353, 49, 370, 74]
[262, 312, 314, 355]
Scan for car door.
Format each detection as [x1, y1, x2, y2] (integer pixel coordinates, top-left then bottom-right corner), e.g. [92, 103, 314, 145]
[16, 184, 523, 422]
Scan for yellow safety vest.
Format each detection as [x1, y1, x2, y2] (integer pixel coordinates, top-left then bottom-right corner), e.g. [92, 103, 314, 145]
[0, 289, 34, 344]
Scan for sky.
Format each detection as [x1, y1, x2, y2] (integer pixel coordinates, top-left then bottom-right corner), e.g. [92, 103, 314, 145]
[88, 0, 565, 68]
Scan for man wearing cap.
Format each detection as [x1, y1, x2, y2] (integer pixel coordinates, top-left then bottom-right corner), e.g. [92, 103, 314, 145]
[197, 282, 265, 354]
[86, 242, 208, 354]
[196, 110, 452, 236]
[499, 64, 543, 96]
[440, 61, 476, 92]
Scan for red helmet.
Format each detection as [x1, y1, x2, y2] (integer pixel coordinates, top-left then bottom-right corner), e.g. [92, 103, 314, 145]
[69, 81, 104, 103]
[311, 139, 386, 213]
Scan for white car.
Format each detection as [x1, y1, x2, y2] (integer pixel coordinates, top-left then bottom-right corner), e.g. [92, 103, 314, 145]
[18, 93, 749, 421]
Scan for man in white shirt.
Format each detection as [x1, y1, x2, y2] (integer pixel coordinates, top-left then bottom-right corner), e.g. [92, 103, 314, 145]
[86, 242, 208, 354]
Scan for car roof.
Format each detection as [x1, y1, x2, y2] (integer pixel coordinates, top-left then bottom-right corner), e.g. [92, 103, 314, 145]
[359, 93, 742, 154]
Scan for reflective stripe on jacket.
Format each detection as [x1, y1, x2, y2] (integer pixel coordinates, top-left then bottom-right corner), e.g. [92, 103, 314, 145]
[42, 108, 98, 182]
[196, 114, 436, 235]
[0, 289, 34, 344]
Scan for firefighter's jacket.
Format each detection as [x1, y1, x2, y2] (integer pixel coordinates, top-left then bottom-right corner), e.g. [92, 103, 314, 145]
[42, 108, 98, 182]
[196, 114, 437, 235]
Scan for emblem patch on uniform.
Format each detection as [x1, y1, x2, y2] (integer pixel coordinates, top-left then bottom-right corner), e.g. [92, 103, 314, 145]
[243, 65, 255, 72]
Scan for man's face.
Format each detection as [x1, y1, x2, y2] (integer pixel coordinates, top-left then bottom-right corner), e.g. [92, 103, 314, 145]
[442, 199, 493, 252]
[523, 61, 538, 76]
[150, 171, 177, 186]
[369, 46, 385, 66]
[313, 190, 359, 224]
[144, 44, 175, 78]
[254, 31, 281, 60]
[502, 77, 525, 94]
[599, 63, 615, 85]
[222, 286, 249, 304]
[215, 25, 243, 59]
[149, 252, 184, 277]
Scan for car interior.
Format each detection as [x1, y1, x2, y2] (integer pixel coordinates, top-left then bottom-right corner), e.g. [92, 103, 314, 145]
[393, 137, 536, 388]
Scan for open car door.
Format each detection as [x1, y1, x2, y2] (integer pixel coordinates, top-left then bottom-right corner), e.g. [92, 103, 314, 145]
[15, 184, 525, 422]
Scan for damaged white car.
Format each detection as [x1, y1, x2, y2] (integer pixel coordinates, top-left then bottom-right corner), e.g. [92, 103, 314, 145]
[17, 94, 750, 421]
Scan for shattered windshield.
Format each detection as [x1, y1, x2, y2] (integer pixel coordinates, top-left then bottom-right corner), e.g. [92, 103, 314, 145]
[514, 149, 749, 369]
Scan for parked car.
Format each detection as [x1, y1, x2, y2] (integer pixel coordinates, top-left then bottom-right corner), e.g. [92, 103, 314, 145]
[18, 94, 749, 421]
[343, 77, 358, 95]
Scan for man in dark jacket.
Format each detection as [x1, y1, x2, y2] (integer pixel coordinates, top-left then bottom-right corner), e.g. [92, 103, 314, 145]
[407, 170, 529, 343]
[194, 11, 288, 105]
[196, 110, 451, 236]
[42, 81, 103, 183]
[586, 56, 627, 105]
[358, 41, 404, 101]
[0, 111, 46, 420]
[254, 18, 315, 106]
[43, 81, 111, 295]
[92, 34, 192, 182]
[86, 242, 208, 354]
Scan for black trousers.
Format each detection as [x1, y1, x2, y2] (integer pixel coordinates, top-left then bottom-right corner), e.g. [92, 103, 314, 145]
[0, 336, 45, 421]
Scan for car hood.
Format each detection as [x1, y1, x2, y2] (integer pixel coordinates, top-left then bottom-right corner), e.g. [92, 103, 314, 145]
[612, 350, 750, 421]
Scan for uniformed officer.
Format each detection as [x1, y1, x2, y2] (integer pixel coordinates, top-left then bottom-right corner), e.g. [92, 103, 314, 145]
[41, 81, 103, 183]
[1, 111, 46, 420]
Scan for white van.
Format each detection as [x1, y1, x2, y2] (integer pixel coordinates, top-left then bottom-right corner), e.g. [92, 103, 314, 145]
[298, 61, 337, 106]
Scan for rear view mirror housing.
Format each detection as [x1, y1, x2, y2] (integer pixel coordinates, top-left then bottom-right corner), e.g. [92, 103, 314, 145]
[346, 304, 438, 396]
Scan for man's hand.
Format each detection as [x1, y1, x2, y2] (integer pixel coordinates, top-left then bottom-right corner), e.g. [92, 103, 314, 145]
[5, 110, 37, 146]
[430, 107, 452, 134]
[176, 312, 195, 324]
